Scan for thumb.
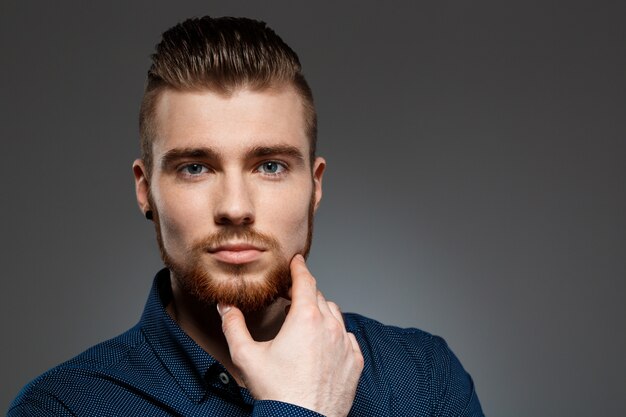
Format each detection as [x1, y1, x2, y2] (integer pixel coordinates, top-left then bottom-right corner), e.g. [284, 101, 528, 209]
[217, 304, 254, 359]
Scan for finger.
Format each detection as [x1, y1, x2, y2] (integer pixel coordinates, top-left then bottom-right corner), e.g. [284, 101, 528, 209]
[217, 304, 254, 362]
[316, 290, 332, 316]
[289, 254, 318, 308]
[347, 332, 362, 356]
[326, 301, 346, 328]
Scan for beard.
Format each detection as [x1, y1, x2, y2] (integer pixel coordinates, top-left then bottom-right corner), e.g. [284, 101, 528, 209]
[150, 192, 315, 313]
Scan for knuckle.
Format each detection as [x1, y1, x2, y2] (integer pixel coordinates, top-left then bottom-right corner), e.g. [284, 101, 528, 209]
[327, 301, 340, 312]
[327, 320, 345, 340]
[355, 356, 365, 371]
[349, 341, 364, 367]
[298, 304, 321, 322]
[229, 346, 248, 366]
[355, 350, 365, 367]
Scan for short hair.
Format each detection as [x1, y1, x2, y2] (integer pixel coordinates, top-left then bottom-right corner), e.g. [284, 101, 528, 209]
[139, 16, 317, 177]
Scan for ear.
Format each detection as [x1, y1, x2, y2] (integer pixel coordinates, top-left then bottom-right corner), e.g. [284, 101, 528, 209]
[312, 157, 326, 212]
[132, 159, 151, 216]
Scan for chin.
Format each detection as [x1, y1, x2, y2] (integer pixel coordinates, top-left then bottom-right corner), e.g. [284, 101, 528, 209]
[173, 261, 292, 313]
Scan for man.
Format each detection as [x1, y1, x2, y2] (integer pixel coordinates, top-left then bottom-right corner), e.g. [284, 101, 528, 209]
[9, 16, 483, 416]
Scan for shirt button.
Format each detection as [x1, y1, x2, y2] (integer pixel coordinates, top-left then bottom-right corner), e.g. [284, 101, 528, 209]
[218, 372, 230, 385]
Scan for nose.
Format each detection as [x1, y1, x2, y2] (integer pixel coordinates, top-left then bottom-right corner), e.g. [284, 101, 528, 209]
[213, 174, 255, 226]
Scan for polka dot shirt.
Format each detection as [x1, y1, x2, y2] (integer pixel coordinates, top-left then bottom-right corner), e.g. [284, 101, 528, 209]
[9, 269, 483, 416]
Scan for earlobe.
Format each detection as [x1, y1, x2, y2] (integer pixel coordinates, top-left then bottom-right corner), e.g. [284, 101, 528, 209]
[312, 157, 326, 211]
[132, 159, 151, 216]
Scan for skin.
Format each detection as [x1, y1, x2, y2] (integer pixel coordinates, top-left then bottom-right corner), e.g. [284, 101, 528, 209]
[133, 85, 364, 416]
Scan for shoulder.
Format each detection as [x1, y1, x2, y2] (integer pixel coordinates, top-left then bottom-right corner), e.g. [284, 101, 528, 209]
[43, 323, 147, 375]
[344, 313, 484, 416]
[343, 312, 451, 378]
[58, 324, 147, 371]
[343, 312, 439, 359]
[8, 325, 148, 415]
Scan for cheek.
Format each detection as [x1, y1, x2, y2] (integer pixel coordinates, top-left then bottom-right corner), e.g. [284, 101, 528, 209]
[153, 186, 209, 251]
[263, 191, 312, 250]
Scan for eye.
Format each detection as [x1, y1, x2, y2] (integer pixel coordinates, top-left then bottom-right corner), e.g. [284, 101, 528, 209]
[257, 161, 286, 175]
[180, 163, 209, 176]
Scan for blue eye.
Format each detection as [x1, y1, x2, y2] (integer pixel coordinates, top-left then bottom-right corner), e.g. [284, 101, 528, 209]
[182, 164, 208, 175]
[258, 161, 286, 175]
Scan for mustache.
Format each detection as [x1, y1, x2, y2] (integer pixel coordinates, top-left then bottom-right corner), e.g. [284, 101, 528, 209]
[191, 227, 280, 252]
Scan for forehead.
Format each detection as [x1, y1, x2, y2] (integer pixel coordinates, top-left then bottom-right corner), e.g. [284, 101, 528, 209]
[152, 86, 309, 160]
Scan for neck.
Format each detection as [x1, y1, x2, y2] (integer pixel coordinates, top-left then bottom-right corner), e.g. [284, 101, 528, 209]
[166, 274, 289, 383]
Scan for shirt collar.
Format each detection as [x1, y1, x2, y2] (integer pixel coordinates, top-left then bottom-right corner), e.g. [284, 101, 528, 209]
[139, 268, 219, 403]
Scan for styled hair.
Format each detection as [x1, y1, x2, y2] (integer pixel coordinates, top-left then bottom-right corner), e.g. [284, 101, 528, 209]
[139, 16, 317, 176]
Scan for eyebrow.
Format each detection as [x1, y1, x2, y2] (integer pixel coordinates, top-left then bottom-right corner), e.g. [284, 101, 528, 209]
[160, 147, 221, 170]
[245, 145, 305, 163]
[159, 144, 306, 170]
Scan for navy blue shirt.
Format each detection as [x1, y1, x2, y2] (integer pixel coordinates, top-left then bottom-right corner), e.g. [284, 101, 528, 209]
[9, 269, 483, 416]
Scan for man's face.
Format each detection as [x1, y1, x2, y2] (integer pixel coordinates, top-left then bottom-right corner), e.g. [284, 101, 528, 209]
[134, 86, 325, 312]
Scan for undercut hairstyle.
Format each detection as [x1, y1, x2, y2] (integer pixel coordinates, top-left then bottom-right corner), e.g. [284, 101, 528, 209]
[139, 16, 317, 177]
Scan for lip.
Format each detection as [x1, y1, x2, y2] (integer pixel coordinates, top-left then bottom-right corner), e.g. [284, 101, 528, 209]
[208, 243, 265, 265]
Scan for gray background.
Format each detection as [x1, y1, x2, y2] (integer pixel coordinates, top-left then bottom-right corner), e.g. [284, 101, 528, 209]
[2, 1, 625, 416]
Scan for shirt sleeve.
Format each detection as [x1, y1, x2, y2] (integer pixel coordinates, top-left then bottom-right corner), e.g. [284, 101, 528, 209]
[429, 335, 484, 417]
[252, 400, 326, 417]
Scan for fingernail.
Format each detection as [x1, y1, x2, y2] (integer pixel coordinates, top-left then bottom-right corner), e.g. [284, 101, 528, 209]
[295, 254, 305, 262]
[217, 303, 232, 316]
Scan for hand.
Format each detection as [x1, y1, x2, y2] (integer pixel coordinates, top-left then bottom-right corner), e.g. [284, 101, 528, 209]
[218, 254, 364, 417]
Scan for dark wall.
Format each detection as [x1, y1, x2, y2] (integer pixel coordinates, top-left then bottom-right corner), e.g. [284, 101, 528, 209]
[2, 1, 625, 415]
